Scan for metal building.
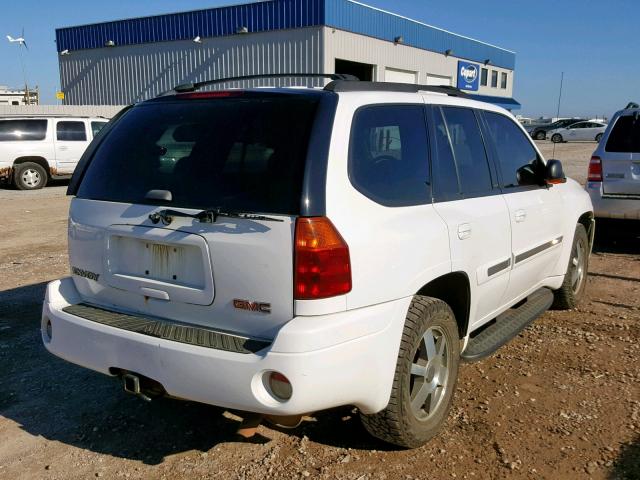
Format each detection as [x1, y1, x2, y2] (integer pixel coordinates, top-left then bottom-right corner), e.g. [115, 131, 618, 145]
[55, 0, 520, 109]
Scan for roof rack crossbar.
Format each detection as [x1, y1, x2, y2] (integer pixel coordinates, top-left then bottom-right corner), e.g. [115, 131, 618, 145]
[323, 81, 468, 97]
[173, 73, 359, 93]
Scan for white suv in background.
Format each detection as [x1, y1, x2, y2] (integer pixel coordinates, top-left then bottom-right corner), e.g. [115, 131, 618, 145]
[0, 116, 109, 190]
[41, 75, 594, 448]
[586, 107, 640, 220]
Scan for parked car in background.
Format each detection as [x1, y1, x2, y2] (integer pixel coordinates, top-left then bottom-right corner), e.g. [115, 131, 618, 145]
[0, 116, 109, 190]
[548, 121, 607, 144]
[41, 76, 594, 448]
[586, 107, 640, 220]
[530, 118, 586, 140]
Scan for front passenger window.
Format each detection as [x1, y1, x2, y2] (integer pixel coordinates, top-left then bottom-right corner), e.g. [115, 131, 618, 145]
[484, 112, 539, 188]
[440, 107, 493, 197]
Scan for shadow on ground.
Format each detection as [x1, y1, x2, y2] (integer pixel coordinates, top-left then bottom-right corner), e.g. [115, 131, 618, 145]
[593, 219, 640, 256]
[0, 281, 389, 465]
[610, 435, 640, 480]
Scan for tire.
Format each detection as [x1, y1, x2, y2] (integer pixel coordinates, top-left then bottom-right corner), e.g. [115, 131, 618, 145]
[551, 134, 563, 143]
[535, 131, 546, 140]
[552, 224, 589, 310]
[13, 162, 48, 190]
[595, 133, 603, 143]
[361, 296, 460, 448]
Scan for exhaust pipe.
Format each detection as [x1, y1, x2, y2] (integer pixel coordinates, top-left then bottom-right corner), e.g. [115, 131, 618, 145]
[122, 373, 152, 402]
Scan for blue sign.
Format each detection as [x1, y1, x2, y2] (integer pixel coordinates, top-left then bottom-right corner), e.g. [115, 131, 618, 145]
[457, 61, 480, 91]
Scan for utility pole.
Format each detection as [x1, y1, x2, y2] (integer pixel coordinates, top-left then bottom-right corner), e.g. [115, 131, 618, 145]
[552, 72, 564, 158]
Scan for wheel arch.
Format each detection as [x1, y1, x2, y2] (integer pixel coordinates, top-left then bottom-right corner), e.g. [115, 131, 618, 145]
[416, 271, 470, 339]
[577, 211, 595, 249]
[13, 156, 53, 177]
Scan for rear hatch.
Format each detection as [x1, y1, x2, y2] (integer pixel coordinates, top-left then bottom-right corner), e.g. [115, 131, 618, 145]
[68, 91, 323, 339]
[602, 113, 640, 196]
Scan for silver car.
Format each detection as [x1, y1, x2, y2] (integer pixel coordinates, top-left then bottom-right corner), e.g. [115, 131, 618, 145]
[548, 121, 607, 143]
[586, 108, 640, 220]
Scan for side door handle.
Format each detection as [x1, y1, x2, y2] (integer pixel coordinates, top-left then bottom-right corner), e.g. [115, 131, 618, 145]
[457, 223, 472, 240]
[514, 209, 527, 223]
[58, 146, 69, 151]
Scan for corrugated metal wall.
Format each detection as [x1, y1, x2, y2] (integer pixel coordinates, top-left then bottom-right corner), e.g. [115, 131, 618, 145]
[56, 0, 325, 52]
[59, 27, 324, 105]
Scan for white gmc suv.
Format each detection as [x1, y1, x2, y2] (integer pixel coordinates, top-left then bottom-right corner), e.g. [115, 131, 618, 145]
[41, 75, 594, 448]
[0, 116, 108, 189]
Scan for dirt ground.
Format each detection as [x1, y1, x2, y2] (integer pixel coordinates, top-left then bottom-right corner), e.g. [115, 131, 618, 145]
[0, 142, 638, 480]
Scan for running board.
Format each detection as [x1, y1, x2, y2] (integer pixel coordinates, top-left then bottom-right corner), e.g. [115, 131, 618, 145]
[461, 288, 554, 362]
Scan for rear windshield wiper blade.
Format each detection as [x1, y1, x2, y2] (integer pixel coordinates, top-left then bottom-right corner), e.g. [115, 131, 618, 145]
[148, 207, 284, 225]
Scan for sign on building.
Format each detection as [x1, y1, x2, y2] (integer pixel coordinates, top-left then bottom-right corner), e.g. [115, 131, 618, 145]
[457, 61, 480, 91]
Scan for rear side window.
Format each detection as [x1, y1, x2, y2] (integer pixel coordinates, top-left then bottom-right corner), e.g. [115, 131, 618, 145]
[91, 121, 108, 137]
[76, 95, 320, 215]
[606, 115, 640, 153]
[349, 105, 430, 207]
[431, 109, 461, 201]
[0, 120, 47, 141]
[484, 112, 540, 188]
[440, 107, 493, 197]
[57, 121, 87, 141]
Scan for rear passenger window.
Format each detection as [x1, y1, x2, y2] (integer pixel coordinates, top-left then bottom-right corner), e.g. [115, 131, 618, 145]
[0, 120, 47, 141]
[349, 105, 430, 206]
[440, 107, 493, 196]
[91, 121, 108, 137]
[432, 109, 461, 201]
[57, 121, 87, 141]
[484, 112, 540, 188]
[606, 116, 640, 153]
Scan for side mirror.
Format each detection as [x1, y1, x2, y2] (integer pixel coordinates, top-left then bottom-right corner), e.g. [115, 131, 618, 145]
[545, 159, 566, 185]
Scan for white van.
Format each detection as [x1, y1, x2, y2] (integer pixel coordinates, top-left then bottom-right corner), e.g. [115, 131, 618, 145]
[0, 116, 109, 190]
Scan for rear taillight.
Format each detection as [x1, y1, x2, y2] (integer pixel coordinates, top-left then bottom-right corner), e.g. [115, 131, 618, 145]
[294, 217, 351, 300]
[588, 156, 602, 182]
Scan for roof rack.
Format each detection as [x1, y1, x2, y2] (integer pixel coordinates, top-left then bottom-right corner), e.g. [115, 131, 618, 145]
[0, 114, 109, 119]
[323, 81, 467, 97]
[173, 73, 359, 93]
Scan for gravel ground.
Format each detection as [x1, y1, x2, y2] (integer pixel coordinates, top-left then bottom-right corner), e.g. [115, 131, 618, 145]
[1, 142, 638, 480]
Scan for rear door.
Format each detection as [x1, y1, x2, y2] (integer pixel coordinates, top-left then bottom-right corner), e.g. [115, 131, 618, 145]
[54, 119, 89, 174]
[602, 114, 640, 195]
[566, 122, 587, 141]
[482, 111, 565, 305]
[427, 105, 512, 329]
[70, 92, 323, 339]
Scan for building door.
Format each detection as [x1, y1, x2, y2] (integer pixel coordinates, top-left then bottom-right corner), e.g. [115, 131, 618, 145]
[385, 67, 417, 84]
[426, 74, 452, 86]
[335, 59, 374, 81]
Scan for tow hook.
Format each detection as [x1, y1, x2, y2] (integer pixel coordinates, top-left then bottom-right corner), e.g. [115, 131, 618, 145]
[122, 373, 152, 402]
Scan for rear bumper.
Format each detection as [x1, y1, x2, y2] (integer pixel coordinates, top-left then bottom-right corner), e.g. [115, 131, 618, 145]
[586, 183, 640, 220]
[42, 278, 411, 415]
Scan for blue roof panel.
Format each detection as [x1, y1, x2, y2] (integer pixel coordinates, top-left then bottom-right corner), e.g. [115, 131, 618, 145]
[55, 0, 515, 69]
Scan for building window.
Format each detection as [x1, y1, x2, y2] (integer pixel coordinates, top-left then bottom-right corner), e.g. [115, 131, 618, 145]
[481, 68, 488, 87]
[501, 72, 508, 89]
[491, 71, 498, 88]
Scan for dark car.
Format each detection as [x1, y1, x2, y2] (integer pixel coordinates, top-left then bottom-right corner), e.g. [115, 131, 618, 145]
[530, 118, 586, 140]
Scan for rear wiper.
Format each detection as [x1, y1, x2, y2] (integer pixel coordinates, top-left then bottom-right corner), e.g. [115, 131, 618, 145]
[148, 207, 284, 225]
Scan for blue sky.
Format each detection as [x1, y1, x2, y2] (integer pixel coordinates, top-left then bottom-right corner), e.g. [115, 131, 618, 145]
[0, 0, 637, 118]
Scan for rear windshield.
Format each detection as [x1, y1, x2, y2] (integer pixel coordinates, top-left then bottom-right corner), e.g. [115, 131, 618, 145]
[0, 120, 47, 141]
[605, 115, 640, 153]
[76, 94, 320, 215]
